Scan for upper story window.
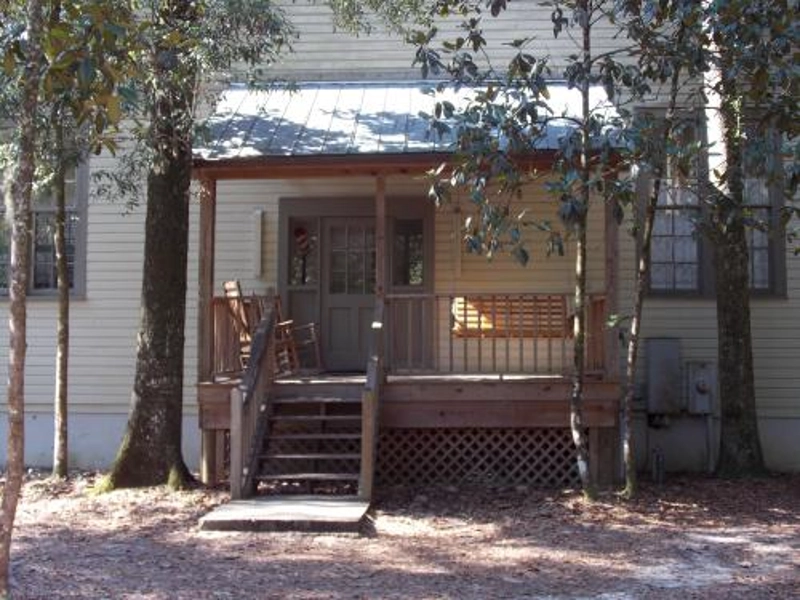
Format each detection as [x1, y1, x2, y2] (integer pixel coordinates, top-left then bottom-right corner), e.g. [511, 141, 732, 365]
[651, 183, 701, 292]
[643, 113, 785, 297]
[0, 162, 88, 297]
[647, 113, 704, 294]
[744, 178, 782, 294]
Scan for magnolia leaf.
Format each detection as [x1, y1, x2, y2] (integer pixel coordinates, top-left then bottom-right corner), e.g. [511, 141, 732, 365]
[106, 95, 121, 124]
[3, 49, 15, 76]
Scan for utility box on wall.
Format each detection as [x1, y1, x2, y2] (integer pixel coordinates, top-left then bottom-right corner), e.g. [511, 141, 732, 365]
[686, 361, 716, 415]
[646, 338, 682, 414]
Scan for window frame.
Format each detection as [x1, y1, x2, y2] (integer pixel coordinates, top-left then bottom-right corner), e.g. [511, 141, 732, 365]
[743, 177, 787, 298]
[0, 160, 88, 299]
[647, 179, 709, 297]
[636, 108, 713, 298]
[637, 109, 786, 299]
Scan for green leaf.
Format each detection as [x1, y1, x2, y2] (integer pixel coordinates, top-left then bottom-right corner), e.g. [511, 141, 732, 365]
[3, 49, 15, 76]
[106, 95, 121, 124]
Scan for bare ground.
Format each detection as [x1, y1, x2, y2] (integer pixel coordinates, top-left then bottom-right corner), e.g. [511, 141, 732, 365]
[5, 472, 800, 599]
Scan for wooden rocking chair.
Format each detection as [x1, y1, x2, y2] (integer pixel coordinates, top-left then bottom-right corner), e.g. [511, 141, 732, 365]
[223, 280, 322, 376]
[271, 294, 323, 376]
[223, 280, 258, 370]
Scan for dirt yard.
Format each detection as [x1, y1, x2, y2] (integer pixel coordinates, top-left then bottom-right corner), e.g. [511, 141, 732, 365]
[5, 472, 799, 599]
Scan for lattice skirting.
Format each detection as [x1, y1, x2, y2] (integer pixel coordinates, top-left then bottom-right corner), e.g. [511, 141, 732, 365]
[377, 428, 580, 488]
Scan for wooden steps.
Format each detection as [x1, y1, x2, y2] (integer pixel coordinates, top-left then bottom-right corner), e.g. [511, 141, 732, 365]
[254, 381, 363, 496]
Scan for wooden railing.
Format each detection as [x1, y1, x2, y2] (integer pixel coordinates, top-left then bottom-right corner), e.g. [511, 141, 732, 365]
[385, 292, 606, 376]
[210, 296, 262, 379]
[358, 299, 385, 501]
[230, 309, 276, 500]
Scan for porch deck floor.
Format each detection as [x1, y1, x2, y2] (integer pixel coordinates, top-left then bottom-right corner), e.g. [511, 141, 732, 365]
[199, 495, 370, 533]
[274, 372, 573, 385]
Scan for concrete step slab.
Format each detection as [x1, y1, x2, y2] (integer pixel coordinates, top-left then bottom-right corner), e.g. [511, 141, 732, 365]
[199, 495, 370, 533]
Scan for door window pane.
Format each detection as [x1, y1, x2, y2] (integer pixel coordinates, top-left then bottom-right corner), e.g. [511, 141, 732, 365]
[289, 219, 319, 286]
[328, 222, 375, 295]
[393, 219, 424, 287]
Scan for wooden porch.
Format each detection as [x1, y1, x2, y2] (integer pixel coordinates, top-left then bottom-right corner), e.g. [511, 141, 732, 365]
[197, 290, 620, 492]
[193, 165, 621, 499]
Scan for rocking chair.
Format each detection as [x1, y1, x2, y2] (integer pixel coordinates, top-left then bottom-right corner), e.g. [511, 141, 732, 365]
[222, 280, 322, 376]
[271, 294, 323, 376]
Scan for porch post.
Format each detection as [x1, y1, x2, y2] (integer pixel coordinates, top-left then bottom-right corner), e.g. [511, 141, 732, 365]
[375, 173, 387, 382]
[375, 174, 387, 299]
[359, 174, 387, 500]
[198, 176, 217, 484]
[604, 199, 619, 380]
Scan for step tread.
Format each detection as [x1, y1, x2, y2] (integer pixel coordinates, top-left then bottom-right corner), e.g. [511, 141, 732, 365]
[270, 414, 361, 422]
[256, 473, 359, 482]
[270, 433, 361, 441]
[273, 396, 362, 405]
[263, 453, 361, 461]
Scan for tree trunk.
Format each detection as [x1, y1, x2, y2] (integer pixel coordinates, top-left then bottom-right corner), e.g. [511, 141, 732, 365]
[622, 62, 685, 498]
[102, 25, 195, 490]
[0, 0, 45, 594]
[52, 114, 70, 479]
[713, 73, 765, 476]
[571, 219, 593, 496]
[570, 0, 594, 498]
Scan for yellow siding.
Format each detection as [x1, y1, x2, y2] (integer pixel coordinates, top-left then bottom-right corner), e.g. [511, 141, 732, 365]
[236, 175, 604, 375]
[433, 181, 606, 295]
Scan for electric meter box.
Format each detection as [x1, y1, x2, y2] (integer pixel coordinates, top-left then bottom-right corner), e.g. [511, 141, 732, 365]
[686, 361, 716, 415]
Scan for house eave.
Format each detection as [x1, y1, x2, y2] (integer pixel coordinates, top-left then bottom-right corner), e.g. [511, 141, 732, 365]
[192, 150, 560, 180]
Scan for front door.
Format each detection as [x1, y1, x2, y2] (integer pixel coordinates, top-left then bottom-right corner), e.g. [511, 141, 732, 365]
[321, 218, 376, 371]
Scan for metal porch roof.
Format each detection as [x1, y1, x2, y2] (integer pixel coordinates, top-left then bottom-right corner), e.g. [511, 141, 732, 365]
[194, 81, 616, 163]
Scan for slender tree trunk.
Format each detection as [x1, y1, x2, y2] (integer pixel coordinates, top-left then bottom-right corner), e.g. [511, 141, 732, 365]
[52, 113, 70, 479]
[570, 0, 594, 498]
[713, 70, 764, 476]
[571, 217, 592, 495]
[102, 15, 196, 489]
[0, 0, 45, 594]
[622, 62, 684, 498]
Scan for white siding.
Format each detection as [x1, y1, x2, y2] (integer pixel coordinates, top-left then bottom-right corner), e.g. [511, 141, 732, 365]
[617, 212, 800, 421]
[269, 1, 628, 81]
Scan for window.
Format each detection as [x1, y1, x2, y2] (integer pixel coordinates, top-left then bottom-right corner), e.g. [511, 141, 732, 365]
[647, 112, 704, 294]
[651, 183, 701, 292]
[392, 219, 424, 287]
[744, 178, 782, 293]
[288, 218, 319, 287]
[648, 177, 784, 296]
[643, 112, 785, 297]
[0, 162, 88, 296]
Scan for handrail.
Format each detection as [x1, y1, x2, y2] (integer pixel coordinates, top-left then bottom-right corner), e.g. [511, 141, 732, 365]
[230, 307, 276, 500]
[358, 298, 385, 500]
